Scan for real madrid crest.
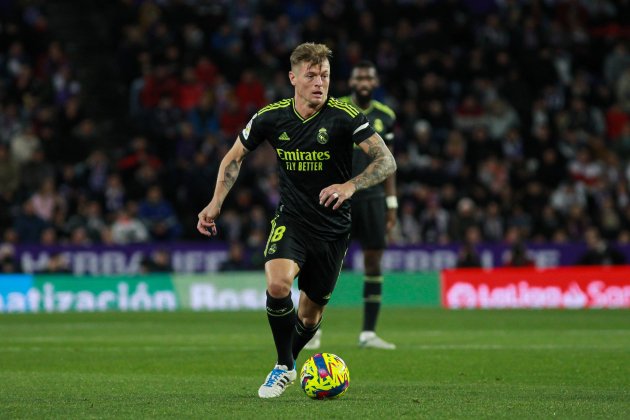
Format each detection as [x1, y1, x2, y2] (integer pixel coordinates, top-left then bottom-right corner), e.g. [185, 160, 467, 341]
[316, 127, 329, 144]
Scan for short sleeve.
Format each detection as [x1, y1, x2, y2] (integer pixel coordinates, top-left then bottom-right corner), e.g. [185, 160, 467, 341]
[352, 113, 376, 145]
[239, 112, 265, 151]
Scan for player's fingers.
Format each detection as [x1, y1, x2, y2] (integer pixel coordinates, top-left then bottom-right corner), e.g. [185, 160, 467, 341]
[197, 219, 217, 236]
[319, 189, 333, 204]
[321, 191, 340, 207]
[197, 220, 211, 236]
[331, 194, 345, 210]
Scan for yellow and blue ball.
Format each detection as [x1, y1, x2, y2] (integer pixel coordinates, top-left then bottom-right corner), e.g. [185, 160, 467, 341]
[300, 353, 350, 399]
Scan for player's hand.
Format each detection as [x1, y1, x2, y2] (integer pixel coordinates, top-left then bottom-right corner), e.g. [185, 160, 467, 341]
[319, 182, 356, 210]
[197, 200, 220, 237]
[386, 208, 397, 233]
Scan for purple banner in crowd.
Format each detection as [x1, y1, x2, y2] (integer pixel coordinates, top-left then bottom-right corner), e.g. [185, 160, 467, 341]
[13, 242, 630, 275]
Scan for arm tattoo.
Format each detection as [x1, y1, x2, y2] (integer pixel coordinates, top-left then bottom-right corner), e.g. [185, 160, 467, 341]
[216, 158, 241, 206]
[350, 136, 397, 192]
[221, 159, 240, 190]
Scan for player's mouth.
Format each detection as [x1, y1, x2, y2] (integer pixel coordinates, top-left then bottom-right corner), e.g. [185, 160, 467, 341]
[312, 90, 324, 99]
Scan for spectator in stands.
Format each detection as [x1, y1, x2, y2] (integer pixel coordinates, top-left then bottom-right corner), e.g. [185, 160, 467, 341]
[419, 195, 449, 244]
[234, 68, 266, 115]
[449, 198, 480, 242]
[30, 179, 64, 223]
[10, 124, 40, 166]
[188, 90, 220, 138]
[177, 66, 204, 112]
[140, 249, 172, 273]
[0, 243, 19, 273]
[65, 200, 106, 244]
[110, 206, 149, 245]
[504, 241, 535, 267]
[456, 241, 482, 268]
[13, 199, 48, 244]
[41, 253, 71, 274]
[138, 185, 181, 241]
[578, 227, 626, 266]
[0, 144, 20, 203]
[219, 242, 249, 272]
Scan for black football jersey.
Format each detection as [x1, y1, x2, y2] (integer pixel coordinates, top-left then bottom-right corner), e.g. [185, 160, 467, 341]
[339, 96, 396, 200]
[239, 97, 375, 239]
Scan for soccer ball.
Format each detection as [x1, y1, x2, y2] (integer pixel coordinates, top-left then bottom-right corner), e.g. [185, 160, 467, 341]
[300, 352, 350, 399]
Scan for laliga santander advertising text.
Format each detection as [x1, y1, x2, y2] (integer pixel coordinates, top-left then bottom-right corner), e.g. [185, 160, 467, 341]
[442, 267, 630, 309]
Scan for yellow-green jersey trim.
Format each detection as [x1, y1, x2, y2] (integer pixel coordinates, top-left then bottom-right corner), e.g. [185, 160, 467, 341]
[339, 96, 373, 115]
[264, 214, 280, 257]
[258, 99, 292, 116]
[372, 100, 396, 119]
[327, 97, 359, 118]
[340, 96, 395, 119]
[291, 98, 325, 123]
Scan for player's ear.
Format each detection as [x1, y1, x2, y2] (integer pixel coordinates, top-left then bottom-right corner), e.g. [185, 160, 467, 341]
[289, 71, 296, 86]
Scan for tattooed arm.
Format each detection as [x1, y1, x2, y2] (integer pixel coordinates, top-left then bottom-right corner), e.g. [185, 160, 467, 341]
[197, 138, 250, 236]
[320, 133, 397, 210]
[351, 133, 397, 192]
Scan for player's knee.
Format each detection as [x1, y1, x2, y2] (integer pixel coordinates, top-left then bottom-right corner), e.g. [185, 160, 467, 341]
[364, 251, 383, 276]
[364, 260, 382, 276]
[267, 281, 292, 298]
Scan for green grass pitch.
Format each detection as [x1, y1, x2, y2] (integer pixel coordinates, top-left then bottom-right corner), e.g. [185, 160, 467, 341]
[0, 308, 628, 419]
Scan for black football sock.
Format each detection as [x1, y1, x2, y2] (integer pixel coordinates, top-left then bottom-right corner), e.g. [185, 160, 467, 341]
[362, 276, 383, 332]
[266, 291, 296, 369]
[292, 316, 321, 359]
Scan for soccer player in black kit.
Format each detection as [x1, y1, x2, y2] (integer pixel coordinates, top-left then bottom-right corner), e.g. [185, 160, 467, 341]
[197, 43, 396, 398]
[305, 61, 398, 350]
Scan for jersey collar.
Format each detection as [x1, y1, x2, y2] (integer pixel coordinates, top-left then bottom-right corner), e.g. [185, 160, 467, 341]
[292, 98, 326, 123]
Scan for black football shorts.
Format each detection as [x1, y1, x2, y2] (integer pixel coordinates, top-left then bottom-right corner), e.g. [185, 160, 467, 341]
[263, 211, 349, 306]
[351, 196, 387, 250]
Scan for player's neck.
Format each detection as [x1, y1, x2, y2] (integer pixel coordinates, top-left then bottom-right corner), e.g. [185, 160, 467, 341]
[294, 96, 325, 119]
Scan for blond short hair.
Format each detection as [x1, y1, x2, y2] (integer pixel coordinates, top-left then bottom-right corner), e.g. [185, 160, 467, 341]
[290, 43, 332, 69]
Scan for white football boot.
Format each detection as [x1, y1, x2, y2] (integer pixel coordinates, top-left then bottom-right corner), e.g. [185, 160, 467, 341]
[359, 331, 396, 350]
[257, 364, 297, 398]
[303, 329, 322, 350]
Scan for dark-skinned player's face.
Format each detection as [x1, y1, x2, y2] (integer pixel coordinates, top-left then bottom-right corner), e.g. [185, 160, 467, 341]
[349, 67, 378, 102]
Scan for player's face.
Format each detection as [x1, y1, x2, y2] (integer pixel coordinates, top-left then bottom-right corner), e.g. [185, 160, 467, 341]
[290, 60, 330, 109]
[349, 67, 378, 101]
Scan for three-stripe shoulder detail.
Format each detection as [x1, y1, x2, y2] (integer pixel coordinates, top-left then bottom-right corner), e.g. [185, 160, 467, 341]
[372, 101, 396, 119]
[328, 97, 360, 117]
[258, 99, 292, 115]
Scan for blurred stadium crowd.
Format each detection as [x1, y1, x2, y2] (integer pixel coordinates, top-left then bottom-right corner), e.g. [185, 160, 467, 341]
[2, 0, 630, 267]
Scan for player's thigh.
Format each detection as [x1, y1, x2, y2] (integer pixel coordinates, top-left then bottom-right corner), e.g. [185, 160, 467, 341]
[351, 197, 387, 250]
[298, 234, 350, 306]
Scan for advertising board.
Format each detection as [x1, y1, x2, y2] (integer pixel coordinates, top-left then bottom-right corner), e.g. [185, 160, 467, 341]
[442, 267, 630, 309]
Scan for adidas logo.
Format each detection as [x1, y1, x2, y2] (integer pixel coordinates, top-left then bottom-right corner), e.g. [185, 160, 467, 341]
[278, 132, 290, 141]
